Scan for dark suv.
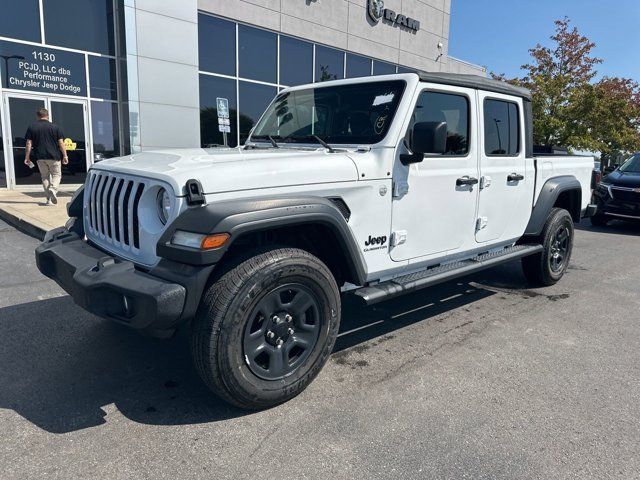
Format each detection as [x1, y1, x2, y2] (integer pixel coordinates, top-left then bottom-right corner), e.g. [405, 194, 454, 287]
[592, 153, 640, 226]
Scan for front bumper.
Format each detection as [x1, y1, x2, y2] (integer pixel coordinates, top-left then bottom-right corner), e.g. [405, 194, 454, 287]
[592, 187, 640, 220]
[36, 229, 187, 329]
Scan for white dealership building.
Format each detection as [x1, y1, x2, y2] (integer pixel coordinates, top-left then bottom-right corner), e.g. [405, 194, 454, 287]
[0, 0, 484, 189]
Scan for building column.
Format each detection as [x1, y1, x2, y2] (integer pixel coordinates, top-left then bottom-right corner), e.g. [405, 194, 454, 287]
[123, 0, 200, 152]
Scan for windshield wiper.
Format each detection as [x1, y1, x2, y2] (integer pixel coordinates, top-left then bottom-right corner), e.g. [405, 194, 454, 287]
[311, 135, 335, 153]
[254, 134, 336, 152]
[249, 134, 282, 148]
[280, 134, 336, 153]
[267, 135, 279, 148]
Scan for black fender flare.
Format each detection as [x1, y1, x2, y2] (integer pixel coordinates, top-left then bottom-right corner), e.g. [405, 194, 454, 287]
[525, 175, 582, 236]
[67, 184, 84, 218]
[157, 196, 367, 285]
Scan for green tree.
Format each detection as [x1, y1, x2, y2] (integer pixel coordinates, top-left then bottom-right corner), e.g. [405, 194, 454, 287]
[493, 17, 640, 159]
[319, 65, 338, 82]
[589, 77, 640, 163]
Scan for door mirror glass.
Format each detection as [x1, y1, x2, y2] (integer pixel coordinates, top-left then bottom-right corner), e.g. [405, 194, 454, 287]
[401, 121, 448, 165]
[412, 121, 448, 154]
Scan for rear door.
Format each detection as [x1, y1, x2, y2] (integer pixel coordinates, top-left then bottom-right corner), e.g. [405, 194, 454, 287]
[476, 92, 533, 243]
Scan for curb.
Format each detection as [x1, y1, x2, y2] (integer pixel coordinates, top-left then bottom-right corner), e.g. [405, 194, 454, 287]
[0, 208, 47, 240]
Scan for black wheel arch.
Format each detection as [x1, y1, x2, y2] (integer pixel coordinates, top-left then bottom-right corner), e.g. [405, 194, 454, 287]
[157, 196, 367, 286]
[525, 176, 582, 236]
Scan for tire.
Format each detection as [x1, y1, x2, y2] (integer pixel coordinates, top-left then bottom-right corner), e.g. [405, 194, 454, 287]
[590, 212, 608, 227]
[191, 247, 341, 410]
[522, 208, 574, 286]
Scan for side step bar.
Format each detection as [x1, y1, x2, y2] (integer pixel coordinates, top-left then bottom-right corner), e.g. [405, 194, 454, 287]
[354, 244, 543, 305]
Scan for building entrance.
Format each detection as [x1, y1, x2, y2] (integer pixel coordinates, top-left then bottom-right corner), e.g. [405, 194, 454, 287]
[1, 93, 90, 188]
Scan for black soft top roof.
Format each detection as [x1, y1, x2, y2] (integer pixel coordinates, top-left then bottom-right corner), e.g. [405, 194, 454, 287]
[417, 72, 531, 101]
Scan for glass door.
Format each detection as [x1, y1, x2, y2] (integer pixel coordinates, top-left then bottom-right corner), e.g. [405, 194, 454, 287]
[50, 100, 89, 185]
[3, 94, 90, 187]
[6, 95, 47, 186]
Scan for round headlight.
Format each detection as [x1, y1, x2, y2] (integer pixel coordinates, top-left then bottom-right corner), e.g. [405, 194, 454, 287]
[156, 188, 172, 224]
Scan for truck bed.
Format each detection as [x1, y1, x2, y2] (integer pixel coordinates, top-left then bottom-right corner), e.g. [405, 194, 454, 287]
[534, 155, 594, 211]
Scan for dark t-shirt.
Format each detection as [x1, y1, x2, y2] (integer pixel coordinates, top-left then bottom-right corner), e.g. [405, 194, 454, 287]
[25, 120, 65, 161]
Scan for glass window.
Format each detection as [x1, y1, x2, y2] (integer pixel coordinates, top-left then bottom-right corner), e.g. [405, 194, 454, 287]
[199, 74, 238, 148]
[89, 56, 117, 100]
[409, 91, 469, 156]
[346, 54, 371, 79]
[397, 66, 416, 74]
[91, 101, 120, 160]
[373, 61, 396, 75]
[239, 81, 277, 144]
[44, 0, 115, 55]
[484, 99, 519, 156]
[198, 14, 236, 76]
[0, 0, 41, 42]
[315, 46, 344, 82]
[279, 36, 313, 86]
[251, 80, 405, 145]
[238, 25, 277, 83]
[619, 153, 640, 173]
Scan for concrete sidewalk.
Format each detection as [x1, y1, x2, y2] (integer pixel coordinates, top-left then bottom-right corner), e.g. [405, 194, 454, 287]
[0, 188, 74, 240]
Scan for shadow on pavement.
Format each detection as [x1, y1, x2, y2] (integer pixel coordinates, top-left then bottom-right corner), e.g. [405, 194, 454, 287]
[575, 218, 640, 236]
[0, 263, 527, 434]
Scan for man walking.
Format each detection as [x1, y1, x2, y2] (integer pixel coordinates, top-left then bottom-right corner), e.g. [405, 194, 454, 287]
[24, 108, 68, 205]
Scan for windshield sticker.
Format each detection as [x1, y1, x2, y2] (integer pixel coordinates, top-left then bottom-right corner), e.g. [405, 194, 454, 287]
[372, 93, 395, 106]
[374, 115, 388, 134]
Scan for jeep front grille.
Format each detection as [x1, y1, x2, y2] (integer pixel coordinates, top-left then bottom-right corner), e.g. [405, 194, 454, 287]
[86, 171, 145, 249]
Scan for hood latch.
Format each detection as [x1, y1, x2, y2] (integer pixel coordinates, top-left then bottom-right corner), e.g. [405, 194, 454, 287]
[185, 179, 206, 206]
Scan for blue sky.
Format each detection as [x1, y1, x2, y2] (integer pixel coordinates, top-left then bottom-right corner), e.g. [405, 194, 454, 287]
[449, 0, 640, 81]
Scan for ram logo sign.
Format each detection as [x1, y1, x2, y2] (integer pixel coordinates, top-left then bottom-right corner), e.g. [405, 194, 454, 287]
[367, 0, 385, 22]
[367, 0, 420, 31]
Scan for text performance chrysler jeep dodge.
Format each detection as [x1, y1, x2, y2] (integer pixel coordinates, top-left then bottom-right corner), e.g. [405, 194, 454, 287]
[36, 73, 596, 408]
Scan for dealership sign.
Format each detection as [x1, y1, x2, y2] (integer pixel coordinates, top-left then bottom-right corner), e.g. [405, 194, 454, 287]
[0, 40, 86, 96]
[367, 0, 420, 31]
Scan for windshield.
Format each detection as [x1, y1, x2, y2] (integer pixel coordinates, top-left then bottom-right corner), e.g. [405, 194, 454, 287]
[619, 153, 640, 173]
[250, 80, 406, 145]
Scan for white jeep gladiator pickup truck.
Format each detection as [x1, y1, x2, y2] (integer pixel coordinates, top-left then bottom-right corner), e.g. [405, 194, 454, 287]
[36, 73, 596, 409]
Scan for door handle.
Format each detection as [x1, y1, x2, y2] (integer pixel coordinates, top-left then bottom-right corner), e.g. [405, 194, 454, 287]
[456, 176, 479, 187]
[507, 173, 525, 182]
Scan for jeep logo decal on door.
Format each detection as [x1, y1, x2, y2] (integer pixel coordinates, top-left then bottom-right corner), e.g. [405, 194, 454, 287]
[364, 235, 388, 252]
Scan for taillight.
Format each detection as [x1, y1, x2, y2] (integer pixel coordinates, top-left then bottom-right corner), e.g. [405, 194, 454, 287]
[595, 171, 601, 184]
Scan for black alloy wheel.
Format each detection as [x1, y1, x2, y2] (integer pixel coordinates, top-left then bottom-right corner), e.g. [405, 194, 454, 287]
[243, 284, 321, 380]
[549, 225, 570, 273]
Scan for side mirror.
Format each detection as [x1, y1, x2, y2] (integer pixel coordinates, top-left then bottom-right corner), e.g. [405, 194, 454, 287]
[401, 121, 447, 165]
[603, 165, 616, 174]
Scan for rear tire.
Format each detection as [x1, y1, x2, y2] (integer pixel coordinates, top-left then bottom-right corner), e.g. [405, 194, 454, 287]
[191, 247, 341, 410]
[522, 208, 574, 286]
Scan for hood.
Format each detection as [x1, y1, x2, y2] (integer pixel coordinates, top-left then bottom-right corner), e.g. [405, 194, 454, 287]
[91, 147, 359, 196]
[604, 169, 640, 188]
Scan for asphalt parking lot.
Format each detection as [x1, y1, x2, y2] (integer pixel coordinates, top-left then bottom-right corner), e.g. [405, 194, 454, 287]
[1, 218, 639, 479]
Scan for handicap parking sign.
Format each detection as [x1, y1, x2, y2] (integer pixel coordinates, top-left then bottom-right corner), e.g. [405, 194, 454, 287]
[216, 97, 229, 119]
